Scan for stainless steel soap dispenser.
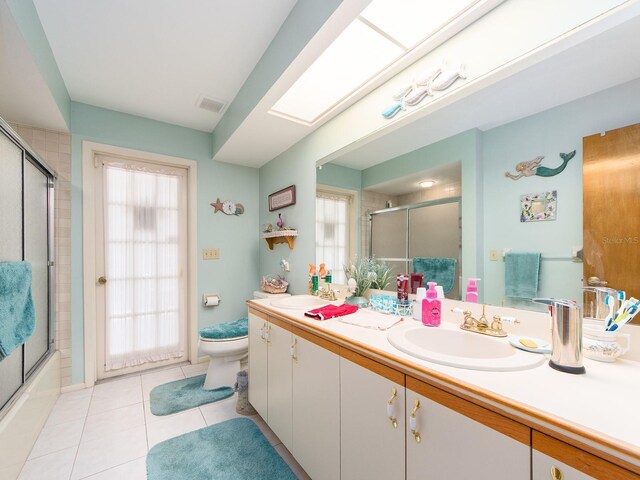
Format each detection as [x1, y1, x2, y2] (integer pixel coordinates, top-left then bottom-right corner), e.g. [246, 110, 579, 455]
[533, 298, 586, 374]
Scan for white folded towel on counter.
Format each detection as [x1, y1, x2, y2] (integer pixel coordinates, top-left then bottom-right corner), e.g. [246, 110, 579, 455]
[339, 312, 404, 330]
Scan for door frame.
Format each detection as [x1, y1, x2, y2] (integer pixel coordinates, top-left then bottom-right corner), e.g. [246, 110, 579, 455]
[82, 141, 198, 387]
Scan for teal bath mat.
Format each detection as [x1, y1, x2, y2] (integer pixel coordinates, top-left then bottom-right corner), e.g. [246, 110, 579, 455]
[147, 417, 297, 480]
[150, 374, 234, 416]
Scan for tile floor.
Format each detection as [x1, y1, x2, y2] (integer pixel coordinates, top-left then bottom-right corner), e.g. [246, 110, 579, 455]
[18, 363, 310, 480]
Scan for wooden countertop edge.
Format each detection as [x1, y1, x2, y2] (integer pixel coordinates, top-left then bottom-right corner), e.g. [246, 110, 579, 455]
[247, 301, 640, 473]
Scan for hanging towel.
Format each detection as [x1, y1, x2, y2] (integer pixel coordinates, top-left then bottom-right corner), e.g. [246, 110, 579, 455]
[304, 304, 358, 321]
[412, 257, 457, 294]
[0, 262, 36, 361]
[505, 252, 542, 299]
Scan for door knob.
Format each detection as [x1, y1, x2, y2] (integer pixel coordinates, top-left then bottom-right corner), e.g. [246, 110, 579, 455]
[587, 276, 607, 287]
[98, 276, 107, 285]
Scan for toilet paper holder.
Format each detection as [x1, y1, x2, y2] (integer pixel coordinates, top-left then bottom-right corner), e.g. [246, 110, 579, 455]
[203, 293, 221, 307]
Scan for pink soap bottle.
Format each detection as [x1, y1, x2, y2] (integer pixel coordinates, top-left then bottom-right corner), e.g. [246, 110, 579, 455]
[422, 282, 441, 327]
[466, 278, 480, 303]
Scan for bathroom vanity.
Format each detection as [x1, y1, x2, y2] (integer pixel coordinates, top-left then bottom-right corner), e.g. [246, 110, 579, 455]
[247, 297, 640, 480]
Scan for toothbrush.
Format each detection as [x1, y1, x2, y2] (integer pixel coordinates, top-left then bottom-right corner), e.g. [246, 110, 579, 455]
[608, 304, 639, 331]
[607, 299, 639, 331]
[604, 294, 616, 329]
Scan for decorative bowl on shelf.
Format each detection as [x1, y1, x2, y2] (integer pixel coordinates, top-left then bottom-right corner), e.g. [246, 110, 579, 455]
[261, 275, 289, 294]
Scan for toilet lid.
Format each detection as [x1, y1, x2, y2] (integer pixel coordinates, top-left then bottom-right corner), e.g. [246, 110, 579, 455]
[199, 317, 248, 340]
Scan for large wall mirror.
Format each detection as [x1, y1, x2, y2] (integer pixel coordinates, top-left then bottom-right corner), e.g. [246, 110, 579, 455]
[315, 15, 640, 321]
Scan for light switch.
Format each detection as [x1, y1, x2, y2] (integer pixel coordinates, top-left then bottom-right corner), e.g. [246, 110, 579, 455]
[203, 248, 220, 260]
[489, 250, 499, 261]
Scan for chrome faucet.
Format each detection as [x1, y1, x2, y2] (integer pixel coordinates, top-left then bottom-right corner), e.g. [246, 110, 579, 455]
[452, 304, 519, 338]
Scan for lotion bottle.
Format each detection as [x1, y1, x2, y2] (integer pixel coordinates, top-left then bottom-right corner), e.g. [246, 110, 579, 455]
[422, 282, 441, 327]
[413, 287, 427, 321]
[465, 278, 480, 303]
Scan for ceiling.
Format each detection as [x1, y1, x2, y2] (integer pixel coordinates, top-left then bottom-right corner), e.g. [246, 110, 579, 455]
[0, 0, 68, 131]
[2, 0, 640, 171]
[31, 0, 297, 133]
[364, 161, 462, 196]
[330, 11, 640, 170]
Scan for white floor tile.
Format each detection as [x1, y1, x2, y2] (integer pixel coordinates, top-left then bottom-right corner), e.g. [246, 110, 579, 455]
[143, 400, 189, 425]
[78, 456, 146, 480]
[198, 394, 240, 426]
[29, 419, 84, 459]
[249, 415, 281, 446]
[81, 403, 145, 444]
[46, 395, 91, 427]
[146, 409, 206, 449]
[181, 362, 209, 378]
[70, 425, 147, 480]
[88, 377, 143, 415]
[274, 444, 311, 480]
[19, 446, 77, 480]
[141, 367, 185, 400]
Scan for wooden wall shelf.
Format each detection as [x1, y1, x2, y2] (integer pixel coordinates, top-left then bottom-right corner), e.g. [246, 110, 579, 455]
[262, 230, 298, 250]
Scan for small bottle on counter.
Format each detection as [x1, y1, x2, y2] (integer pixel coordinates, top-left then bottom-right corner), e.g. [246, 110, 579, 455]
[413, 287, 427, 321]
[397, 274, 409, 300]
[422, 282, 441, 327]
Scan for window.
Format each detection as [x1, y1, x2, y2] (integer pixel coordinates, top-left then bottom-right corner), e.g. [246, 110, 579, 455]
[316, 190, 353, 284]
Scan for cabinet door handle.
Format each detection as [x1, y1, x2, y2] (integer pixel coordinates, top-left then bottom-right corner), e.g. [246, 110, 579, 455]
[387, 387, 398, 428]
[409, 399, 421, 443]
[290, 338, 298, 362]
[264, 324, 271, 344]
[550, 466, 563, 480]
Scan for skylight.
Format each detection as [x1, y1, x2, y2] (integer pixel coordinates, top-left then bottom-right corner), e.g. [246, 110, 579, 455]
[269, 0, 490, 126]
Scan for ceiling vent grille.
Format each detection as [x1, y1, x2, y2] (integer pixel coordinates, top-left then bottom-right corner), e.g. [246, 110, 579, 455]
[197, 95, 227, 114]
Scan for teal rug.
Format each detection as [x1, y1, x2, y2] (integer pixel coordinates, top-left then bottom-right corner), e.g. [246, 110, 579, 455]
[150, 374, 234, 416]
[147, 417, 297, 480]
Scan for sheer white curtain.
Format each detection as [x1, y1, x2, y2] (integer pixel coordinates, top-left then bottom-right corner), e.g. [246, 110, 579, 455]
[102, 157, 186, 371]
[316, 191, 350, 284]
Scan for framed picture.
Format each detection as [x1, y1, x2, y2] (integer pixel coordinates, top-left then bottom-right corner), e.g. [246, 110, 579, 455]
[521, 190, 557, 222]
[269, 185, 296, 211]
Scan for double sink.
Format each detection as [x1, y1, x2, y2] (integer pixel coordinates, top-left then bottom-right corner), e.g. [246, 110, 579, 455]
[270, 295, 544, 372]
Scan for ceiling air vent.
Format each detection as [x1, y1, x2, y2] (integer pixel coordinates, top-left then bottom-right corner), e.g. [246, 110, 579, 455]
[197, 95, 227, 114]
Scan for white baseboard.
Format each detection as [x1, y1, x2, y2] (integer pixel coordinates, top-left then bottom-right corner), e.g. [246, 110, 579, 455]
[61, 383, 91, 393]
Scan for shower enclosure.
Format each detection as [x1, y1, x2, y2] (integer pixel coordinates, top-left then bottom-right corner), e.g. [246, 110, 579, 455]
[369, 197, 462, 298]
[0, 118, 55, 416]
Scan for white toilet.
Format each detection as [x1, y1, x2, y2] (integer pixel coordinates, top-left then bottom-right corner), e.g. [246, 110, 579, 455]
[199, 318, 249, 390]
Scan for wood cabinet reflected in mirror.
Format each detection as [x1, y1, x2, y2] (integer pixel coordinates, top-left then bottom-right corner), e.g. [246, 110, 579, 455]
[583, 123, 640, 324]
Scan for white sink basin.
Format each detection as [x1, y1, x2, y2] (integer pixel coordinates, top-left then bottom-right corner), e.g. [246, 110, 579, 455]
[270, 295, 329, 310]
[387, 323, 545, 371]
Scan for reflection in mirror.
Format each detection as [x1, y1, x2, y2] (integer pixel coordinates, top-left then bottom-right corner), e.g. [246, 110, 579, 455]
[317, 77, 640, 318]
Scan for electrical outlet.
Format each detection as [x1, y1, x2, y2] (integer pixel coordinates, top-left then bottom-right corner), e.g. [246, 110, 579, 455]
[203, 248, 220, 260]
[489, 250, 499, 261]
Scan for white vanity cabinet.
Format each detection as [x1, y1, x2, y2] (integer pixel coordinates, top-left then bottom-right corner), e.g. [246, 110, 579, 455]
[532, 432, 639, 480]
[340, 350, 406, 480]
[406, 376, 530, 480]
[291, 332, 340, 480]
[248, 311, 292, 447]
[248, 308, 341, 478]
[248, 311, 269, 420]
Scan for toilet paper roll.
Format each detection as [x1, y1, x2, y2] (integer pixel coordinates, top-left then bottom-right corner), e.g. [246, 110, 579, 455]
[204, 295, 220, 307]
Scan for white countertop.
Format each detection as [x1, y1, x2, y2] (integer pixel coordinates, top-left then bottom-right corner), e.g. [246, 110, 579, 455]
[249, 297, 640, 466]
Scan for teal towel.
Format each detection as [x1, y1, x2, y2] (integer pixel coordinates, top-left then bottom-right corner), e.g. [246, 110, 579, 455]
[0, 262, 36, 361]
[505, 252, 541, 299]
[199, 317, 248, 340]
[412, 257, 457, 294]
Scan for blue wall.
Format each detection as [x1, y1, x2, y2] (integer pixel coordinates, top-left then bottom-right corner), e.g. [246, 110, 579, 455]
[482, 78, 640, 308]
[70, 102, 259, 384]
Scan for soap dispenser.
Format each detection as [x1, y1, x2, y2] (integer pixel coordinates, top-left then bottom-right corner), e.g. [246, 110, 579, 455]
[533, 298, 585, 374]
[465, 278, 480, 303]
[422, 282, 441, 327]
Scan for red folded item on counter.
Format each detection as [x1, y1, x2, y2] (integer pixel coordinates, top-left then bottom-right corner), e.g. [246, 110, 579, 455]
[304, 303, 358, 321]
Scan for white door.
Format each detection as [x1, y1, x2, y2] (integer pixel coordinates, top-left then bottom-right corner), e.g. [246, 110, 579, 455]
[95, 154, 188, 379]
[340, 357, 406, 480]
[248, 312, 269, 420]
[291, 335, 340, 480]
[266, 322, 293, 449]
